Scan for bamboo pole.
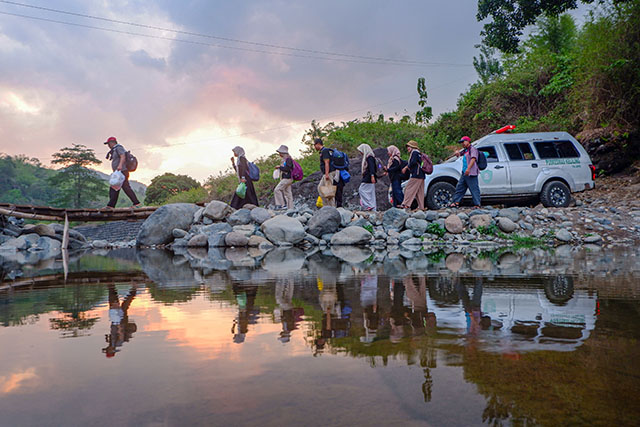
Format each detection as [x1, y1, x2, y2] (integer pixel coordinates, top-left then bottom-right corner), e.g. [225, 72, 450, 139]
[62, 213, 69, 250]
[0, 207, 62, 221]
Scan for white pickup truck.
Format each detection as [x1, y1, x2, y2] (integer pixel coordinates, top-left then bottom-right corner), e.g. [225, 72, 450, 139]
[416, 131, 596, 210]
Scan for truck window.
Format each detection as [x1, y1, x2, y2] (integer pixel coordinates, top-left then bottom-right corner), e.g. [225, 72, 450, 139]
[504, 143, 535, 161]
[534, 141, 580, 159]
[478, 146, 498, 163]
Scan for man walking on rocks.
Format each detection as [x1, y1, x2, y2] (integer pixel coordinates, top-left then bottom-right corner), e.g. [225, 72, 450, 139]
[314, 138, 345, 207]
[450, 136, 481, 209]
[105, 136, 141, 208]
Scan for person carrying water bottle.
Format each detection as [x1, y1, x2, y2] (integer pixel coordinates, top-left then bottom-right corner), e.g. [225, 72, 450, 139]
[230, 146, 259, 209]
[273, 145, 294, 210]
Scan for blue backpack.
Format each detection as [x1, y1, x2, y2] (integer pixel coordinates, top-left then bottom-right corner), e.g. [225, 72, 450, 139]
[330, 148, 350, 170]
[247, 161, 260, 181]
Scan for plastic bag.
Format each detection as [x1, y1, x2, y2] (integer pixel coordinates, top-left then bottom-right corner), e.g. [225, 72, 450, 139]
[272, 169, 281, 180]
[109, 171, 125, 190]
[318, 176, 336, 199]
[236, 182, 247, 198]
[316, 196, 323, 208]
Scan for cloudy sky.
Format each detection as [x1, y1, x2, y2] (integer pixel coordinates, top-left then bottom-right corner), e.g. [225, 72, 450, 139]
[0, 0, 490, 184]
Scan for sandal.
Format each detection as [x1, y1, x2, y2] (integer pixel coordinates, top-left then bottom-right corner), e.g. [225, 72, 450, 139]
[448, 202, 460, 208]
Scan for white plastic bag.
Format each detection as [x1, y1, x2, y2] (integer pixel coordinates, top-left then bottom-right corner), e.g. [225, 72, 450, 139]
[272, 169, 281, 180]
[109, 170, 125, 190]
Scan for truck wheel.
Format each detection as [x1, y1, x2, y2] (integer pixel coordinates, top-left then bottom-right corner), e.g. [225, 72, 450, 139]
[540, 181, 571, 207]
[544, 275, 574, 304]
[426, 182, 455, 210]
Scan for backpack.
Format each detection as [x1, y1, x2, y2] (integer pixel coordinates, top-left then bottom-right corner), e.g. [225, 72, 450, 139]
[329, 148, 349, 170]
[291, 160, 304, 181]
[374, 157, 386, 178]
[247, 161, 260, 181]
[420, 152, 433, 175]
[125, 151, 138, 172]
[339, 169, 351, 183]
[398, 159, 410, 181]
[477, 150, 488, 170]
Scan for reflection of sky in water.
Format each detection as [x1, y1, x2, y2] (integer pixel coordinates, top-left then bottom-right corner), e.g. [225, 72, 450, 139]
[0, 247, 639, 425]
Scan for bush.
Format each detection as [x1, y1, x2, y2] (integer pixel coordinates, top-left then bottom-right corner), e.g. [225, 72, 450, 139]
[146, 173, 201, 205]
[163, 187, 209, 205]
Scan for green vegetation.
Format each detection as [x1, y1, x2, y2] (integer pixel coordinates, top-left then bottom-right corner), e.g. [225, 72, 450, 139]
[362, 224, 374, 234]
[49, 144, 107, 208]
[145, 172, 202, 205]
[477, 224, 499, 236]
[0, 154, 59, 205]
[426, 222, 446, 238]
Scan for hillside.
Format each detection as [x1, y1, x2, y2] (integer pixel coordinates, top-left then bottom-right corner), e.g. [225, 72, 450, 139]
[0, 154, 146, 208]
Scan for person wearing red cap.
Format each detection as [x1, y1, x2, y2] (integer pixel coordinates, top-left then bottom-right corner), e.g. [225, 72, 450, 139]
[450, 136, 481, 208]
[104, 137, 141, 208]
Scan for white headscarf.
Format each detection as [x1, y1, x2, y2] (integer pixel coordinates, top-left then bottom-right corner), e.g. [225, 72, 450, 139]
[232, 146, 245, 157]
[357, 143, 374, 174]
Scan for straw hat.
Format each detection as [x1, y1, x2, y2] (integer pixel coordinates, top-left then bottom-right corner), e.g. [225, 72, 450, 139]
[406, 140, 419, 149]
[276, 145, 289, 154]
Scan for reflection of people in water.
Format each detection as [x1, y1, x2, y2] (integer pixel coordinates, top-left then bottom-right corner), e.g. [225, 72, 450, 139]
[314, 278, 351, 354]
[274, 278, 304, 343]
[102, 284, 137, 358]
[360, 275, 379, 344]
[388, 275, 437, 343]
[456, 277, 491, 335]
[232, 284, 260, 344]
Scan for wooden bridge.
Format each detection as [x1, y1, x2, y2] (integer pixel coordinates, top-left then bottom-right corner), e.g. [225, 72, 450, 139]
[0, 203, 158, 222]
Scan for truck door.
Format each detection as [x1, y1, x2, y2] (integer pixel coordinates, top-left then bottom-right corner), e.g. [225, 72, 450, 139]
[477, 145, 510, 195]
[503, 142, 539, 194]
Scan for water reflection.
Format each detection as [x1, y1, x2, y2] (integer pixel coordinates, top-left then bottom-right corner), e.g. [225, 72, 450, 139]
[1, 247, 639, 425]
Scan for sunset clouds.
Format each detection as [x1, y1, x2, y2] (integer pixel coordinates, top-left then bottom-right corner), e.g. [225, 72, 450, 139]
[0, 1, 482, 183]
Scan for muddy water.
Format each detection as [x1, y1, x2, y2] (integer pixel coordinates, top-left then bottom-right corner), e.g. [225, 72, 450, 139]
[1, 247, 639, 426]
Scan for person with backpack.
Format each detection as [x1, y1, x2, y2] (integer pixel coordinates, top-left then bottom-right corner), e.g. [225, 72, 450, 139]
[273, 145, 294, 210]
[384, 145, 406, 208]
[230, 146, 259, 209]
[357, 143, 377, 211]
[104, 136, 141, 208]
[313, 138, 347, 207]
[450, 136, 481, 208]
[400, 140, 426, 210]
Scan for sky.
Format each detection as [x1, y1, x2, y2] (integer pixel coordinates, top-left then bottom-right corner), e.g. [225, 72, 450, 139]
[1, 1, 494, 184]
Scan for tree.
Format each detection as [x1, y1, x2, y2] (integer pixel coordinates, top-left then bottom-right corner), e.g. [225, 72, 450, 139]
[301, 119, 336, 151]
[145, 172, 201, 205]
[473, 44, 504, 84]
[415, 77, 433, 124]
[476, 0, 622, 53]
[49, 144, 106, 208]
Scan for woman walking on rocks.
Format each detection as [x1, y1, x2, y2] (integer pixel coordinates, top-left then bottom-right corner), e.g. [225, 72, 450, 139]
[273, 145, 294, 210]
[385, 145, 405, 208]
[230, 146, 259, 209]
[357, 143, 377, 211]
[400, 140, 426, 210]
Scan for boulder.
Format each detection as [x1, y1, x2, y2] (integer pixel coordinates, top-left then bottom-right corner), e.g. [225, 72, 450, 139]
[469, 214, 492, 229]
[401, 237, 424, 250]
[337, 207, 354, 227]
[383, 207, 409, 232]
[203, 200, 233, 221]
[225, 231, 249, 247]
[330, 226, 373, 246]
[172, 228, 188, 238]
[250, 207, 272, 225]
[555, 229, 573, 242]
[31, 224, 56, 237]
[497, 217, 517, 233]
[232, 224, 256, 237]
[187, 234, 208, 247]
[411, 210, 427, 220]
[92, 240, 109, 248]
[137, 203, 200, 246]
[584, 234, 602, 244]
[405, 218, 428, 234]
[444, 214, 463, 234]
[33, 236, 62, 256]
[0, 235, 29, 251]
[261, 215, 306, 245]
[227, 209, 252, 226]
[498, 208, 521, 223]
[307, 207, 342, 238]
[202, 223, 233, 248]
[193, 207, 205, 224]
[330, 246, 373, 264]
[248, 235, 273, 248]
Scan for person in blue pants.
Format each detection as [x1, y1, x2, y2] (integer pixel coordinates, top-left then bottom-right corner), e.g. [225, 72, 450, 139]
[450, 136, 481, 208]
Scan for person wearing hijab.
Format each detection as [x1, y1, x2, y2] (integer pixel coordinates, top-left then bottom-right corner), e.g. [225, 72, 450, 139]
[384, 145, 405, 208]
[273, 144, 294, 210]
[400, 140, 426, 210]
[230, 146, 259, 209]
[357, 143, 377, 211]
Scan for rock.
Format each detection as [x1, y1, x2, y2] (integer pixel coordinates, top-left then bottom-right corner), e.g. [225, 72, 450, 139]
[250, 207, 272, 224]
[444, 214, 463, 234]
[227, 208, 252, 226]
[30, 224, 56, 237]
[262, 248, 306, 273]
[350, 217, 371, 228]
[92, 239, 109, 248]
[401, 237, 423, 249]
[137, 203, 200, 246]
[383, 207, 409, 231]
[405, 218, 428, 234]
[330, 227, 373, 245]
[331, 246, 373, 264]
[225, 231, 249, 247]
[232, 224, 256, 237]
[307, 207, 342, 237]
[303, 233, 320, 245]
[34, 236, 61, 255]
[555, 229, 573, 242]
[469, 214, 492, 229]
[457, 213, 469, 222]
[337, 207, 354, 227]
[0, 235, 29, 251]
[187, 234, 208, 247]
[203, 200, 233, 221]
[445, 253, 464, 272]
[411, 210, 427, 220]
[261, 215, 306, 245]
[498, 208, 521, 222]
[532, 228, 546, 238]
[172, 228, 188, 239]
[202, 222, 233, 248]
[497, 217, 517, 233]
[397, 229, 414, 243]
[584, 234, 602, 244]
[425, 211, 439, 221]
[193, 207, 205, 224]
